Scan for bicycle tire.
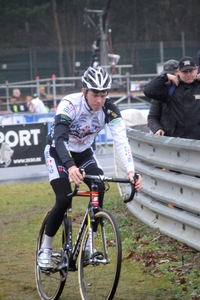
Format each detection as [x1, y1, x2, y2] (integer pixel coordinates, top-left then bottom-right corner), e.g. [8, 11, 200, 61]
[78, 209, 122, 300]
[35, 211, 66, 300]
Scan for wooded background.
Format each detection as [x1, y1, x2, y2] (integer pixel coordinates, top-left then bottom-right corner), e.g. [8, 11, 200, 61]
[0, 0, 199, 83]
[0, 0, 199, 47]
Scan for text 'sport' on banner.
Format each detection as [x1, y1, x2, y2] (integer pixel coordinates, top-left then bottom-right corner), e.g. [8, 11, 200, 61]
[0, 123, 48, 167]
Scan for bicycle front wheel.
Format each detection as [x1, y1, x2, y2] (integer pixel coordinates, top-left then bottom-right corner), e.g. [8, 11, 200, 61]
[78, 209, 122, 300]
[35, 211, 66, 300]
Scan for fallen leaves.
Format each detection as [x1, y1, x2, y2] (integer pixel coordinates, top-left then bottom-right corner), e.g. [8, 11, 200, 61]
[122, 230, 200, 294]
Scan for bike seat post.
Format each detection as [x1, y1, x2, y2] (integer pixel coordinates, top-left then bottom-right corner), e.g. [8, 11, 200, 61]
[90, 182, 99, 209]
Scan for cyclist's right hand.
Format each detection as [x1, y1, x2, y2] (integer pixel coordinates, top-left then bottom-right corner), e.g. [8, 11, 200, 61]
[68, 166, 85, 186]
[135, 173, 142, 191]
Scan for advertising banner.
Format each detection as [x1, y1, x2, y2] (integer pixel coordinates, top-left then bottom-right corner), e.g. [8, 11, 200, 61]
[0, 123, 48, 167]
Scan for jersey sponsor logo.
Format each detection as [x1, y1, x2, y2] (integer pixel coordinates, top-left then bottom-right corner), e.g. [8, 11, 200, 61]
[72, 134, 92, 143]
[71, 124, 82, 131]
[76, 116, 88, 123]
[48, 164, 54, 174]
[61, 114, 71, 121]
[45, 157, 54, 174]
[92, 118, 101, 125]
[70, 124, 101, 137]
[194, 94, 200, 100]
[63, 103, 74, 114]
[58, 165, 67, 174]
[46, 157, 53, 166]
[70, 130, 92, 139]
[45, 150, 50, 159]
[107, 109, 118, 118]
[124, 145, 133, 162]
[109, 118, 121, 125]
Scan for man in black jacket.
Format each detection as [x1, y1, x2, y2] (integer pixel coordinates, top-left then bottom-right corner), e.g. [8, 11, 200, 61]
[147, 60, 178, 136]
[144, 56, 200, 139]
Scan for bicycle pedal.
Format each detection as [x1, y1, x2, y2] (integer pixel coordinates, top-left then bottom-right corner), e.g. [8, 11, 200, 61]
[40, 265, 53, 272]
[92, 251, 104, 259]
[52, 252, 62, 258]
[56, 252, 68, 270]
[41, 269, 52, 275]
[57, 262, 68, 270]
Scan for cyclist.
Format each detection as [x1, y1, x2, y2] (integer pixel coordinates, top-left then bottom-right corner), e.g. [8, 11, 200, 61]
[38, 66, 142, 269]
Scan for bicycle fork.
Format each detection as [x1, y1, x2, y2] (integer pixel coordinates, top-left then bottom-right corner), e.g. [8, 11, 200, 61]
[87, 208, 110, 265]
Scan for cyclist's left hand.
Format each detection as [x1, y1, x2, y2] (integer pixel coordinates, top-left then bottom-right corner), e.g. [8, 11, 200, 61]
[128, 171, 142, 190]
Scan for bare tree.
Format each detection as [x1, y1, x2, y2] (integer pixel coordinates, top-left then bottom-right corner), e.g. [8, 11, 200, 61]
[52, 0, 65, 93]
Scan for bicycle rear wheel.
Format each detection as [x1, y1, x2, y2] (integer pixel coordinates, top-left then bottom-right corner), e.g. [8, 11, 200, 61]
[35, 211, 66, 300]
[78, 209, 122, 300]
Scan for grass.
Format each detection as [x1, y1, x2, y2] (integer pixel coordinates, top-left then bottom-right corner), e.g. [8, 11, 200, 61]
[0, 181, 200, 299]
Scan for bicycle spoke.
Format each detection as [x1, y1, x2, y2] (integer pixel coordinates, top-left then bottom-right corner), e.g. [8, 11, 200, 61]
[78, 209, 122, 300]
[35, 213, 66, 300]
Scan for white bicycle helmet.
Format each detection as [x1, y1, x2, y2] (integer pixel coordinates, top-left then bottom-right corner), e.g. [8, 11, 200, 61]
[82, 66, 112, 91]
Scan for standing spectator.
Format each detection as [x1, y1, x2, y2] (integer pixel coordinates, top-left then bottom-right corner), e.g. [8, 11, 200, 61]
[148, 59, 179, 136]
[144, 56, 200, 139]
[12, 88, 21, 100]
[10, 88, 28, 113]
[197, 51, 200, 73]
[27, 94, 47, 113]
[39, 86, 47, 99]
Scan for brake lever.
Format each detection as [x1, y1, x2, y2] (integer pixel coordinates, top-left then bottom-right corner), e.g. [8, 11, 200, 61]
[135, 173, 139, 196]
[123, 173, 139, 203]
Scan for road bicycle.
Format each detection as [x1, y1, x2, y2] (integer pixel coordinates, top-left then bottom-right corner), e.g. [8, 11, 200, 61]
[35, 171, 138, 300]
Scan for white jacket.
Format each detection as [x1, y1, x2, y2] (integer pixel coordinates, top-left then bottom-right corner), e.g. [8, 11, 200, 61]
[47, 92, 135, 173]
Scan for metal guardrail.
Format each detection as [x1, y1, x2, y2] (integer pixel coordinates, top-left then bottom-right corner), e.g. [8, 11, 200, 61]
[124, 128, 200, 251]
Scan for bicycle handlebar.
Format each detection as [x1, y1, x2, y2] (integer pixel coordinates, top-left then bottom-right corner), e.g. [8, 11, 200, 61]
[67, 172, 139, 203]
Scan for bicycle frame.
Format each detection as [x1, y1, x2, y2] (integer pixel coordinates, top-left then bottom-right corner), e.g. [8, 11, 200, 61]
[64, 206, 88, 271]
[35, 172, 139, 300]
[63, 181, 101, 271]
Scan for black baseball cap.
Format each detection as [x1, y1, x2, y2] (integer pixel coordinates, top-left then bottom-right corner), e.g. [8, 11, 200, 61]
[161, 59, 179, 75]
[178, 56, 196, 72]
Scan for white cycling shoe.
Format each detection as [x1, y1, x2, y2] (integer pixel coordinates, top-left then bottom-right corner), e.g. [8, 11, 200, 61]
[37, 248, 53, 269]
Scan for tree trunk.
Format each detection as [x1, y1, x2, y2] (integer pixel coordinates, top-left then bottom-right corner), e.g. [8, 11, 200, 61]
[52, 0, 65, 93]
